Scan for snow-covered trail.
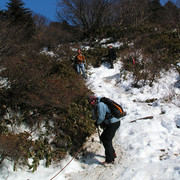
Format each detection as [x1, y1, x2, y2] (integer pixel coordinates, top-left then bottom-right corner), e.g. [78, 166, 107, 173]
[65, 61, 180, 180]
[1, 60, 179, 180]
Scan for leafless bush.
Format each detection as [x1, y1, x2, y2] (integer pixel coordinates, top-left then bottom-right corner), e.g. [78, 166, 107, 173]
[0, 133, 31, 166]
[161, 88, 180, 106]
[0, 19, 33, 57]
[56, 0, 116, 41]
[119, 0, 149, 27]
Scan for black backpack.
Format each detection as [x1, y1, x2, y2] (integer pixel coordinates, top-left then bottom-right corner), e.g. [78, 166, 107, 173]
[100, 97, 124, 118]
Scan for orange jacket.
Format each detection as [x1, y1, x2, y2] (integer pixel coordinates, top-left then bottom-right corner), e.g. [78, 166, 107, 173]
[75, 54, 85, 64]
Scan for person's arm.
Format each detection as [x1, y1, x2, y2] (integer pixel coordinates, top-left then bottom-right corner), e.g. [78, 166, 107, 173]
[92, 108, 97, 120]
[97, 103, 107, 125]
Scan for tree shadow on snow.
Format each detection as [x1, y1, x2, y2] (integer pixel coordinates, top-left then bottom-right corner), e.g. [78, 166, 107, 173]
[174, 76, 180, 88]
[101, 62, 111, 69]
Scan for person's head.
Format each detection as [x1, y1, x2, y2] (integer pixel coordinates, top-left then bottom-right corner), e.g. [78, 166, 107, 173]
[77, 49, 81, 54]
[87, 94, 97, 106]
[109, 45, 113, 49]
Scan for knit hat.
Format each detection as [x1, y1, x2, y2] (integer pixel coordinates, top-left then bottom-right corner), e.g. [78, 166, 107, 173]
[87, 94, 97, 103]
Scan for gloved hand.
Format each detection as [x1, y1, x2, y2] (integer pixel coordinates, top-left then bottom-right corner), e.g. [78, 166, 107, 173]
[100, 122, 106, 129]
[123, 111, 127, 116]
[94, 121, 98, 127]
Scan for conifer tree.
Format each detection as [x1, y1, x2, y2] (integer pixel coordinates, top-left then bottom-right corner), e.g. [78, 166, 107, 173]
[5, 0, 35, 40]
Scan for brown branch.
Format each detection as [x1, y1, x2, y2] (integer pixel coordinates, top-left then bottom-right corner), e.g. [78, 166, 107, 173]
[130, 116, 153, 123]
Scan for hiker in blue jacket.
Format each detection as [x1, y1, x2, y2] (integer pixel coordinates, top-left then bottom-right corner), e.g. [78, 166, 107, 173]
[88, 94, 120, 164]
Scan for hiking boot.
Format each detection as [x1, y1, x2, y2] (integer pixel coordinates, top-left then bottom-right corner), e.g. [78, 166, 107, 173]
[101, 161, 114, 165]
[113, 153, 117, 158]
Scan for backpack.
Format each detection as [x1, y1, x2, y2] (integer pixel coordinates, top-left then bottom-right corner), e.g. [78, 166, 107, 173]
[100, 97, 124, 118]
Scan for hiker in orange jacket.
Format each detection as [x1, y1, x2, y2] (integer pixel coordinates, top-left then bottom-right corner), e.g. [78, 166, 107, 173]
[75, 49, 86, 78]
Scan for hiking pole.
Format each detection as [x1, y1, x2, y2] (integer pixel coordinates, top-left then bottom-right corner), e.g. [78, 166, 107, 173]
[130, 116, 153, 123]
[97, 126, 102, 144]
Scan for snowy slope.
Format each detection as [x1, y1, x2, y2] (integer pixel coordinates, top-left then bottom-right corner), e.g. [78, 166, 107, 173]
[0, 60, 180, 180]
[66, 61, 180, 180]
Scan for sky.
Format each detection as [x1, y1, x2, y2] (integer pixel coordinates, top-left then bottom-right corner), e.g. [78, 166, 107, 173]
[160, 0, 176, 5]
[0, 0, 179, 23]
[0, 40, 180, 180]
[0, 0, 58, 22]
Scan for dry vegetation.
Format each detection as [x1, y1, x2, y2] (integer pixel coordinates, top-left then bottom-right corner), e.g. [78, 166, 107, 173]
[0, 0, 179, 171]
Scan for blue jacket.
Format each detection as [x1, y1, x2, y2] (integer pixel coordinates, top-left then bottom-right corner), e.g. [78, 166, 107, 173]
[93, 97, 120, 125]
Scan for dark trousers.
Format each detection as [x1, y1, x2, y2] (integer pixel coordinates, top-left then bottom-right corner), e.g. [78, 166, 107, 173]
[100, 121, 120, 162]
[109, 58, 114, 68]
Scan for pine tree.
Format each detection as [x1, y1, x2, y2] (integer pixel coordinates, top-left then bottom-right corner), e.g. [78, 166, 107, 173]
[5, 0, 35, 40]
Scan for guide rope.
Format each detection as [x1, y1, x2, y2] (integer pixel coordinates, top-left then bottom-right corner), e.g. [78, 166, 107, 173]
[50, 116, 153, 179]
[50, 128, 97, 180]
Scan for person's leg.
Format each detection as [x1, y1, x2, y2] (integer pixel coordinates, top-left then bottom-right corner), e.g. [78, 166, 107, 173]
[100, 121, 120, 162]
[110, 59, 114, 68]
[76, 64, 80, 74]
[80, 63, 86, 78]
[109, 57, 114, 68]
[103, 136, 114, 162]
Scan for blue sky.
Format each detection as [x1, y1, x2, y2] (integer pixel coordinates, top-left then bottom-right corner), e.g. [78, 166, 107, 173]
[0, 0, 58, 21]
[0, 0, 178, 22]
[160, 0, 177, 5]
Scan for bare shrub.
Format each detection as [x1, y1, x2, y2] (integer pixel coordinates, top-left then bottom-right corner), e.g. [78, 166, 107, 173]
[0, 48, 94, 171]
[56, 0, 116, 42]
[0, 133, 31, 166]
